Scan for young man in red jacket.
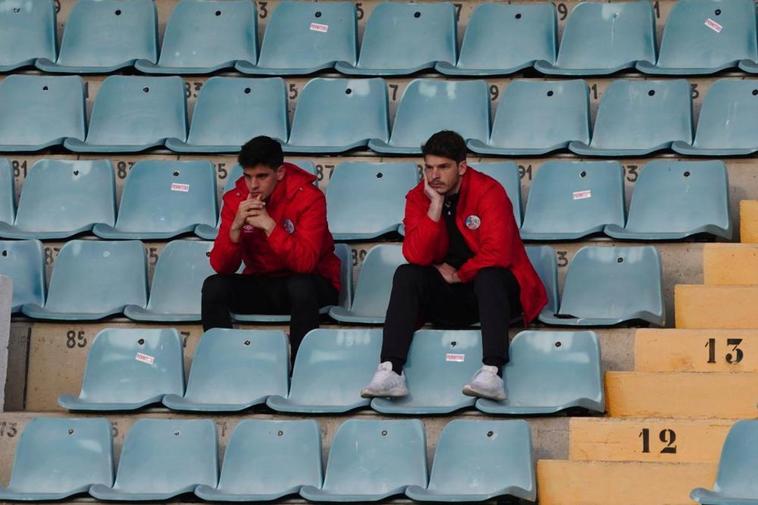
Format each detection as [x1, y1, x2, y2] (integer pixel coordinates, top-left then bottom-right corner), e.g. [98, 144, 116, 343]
[362, 130, 547, 401]
[202, 136, 341, 360]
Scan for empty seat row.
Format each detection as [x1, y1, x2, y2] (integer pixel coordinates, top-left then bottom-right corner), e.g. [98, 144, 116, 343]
[59, 327, 604, 415]
[5, 0, 758, 76]
[0, 416, 535, 503]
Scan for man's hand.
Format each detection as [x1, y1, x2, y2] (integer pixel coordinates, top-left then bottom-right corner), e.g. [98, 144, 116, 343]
[424, 176, 444, 222]
[435, 263, 461, 284]
[245, 203, 277, 236]
[230, 195, 276, 242]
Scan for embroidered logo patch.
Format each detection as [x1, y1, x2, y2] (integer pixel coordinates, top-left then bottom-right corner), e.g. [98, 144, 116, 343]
[465, 215, 481, 230]
[283, 219, 295, 234]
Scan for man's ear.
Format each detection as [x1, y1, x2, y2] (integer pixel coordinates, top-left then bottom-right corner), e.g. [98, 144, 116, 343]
[458, 161, 468, 176]
[275, 165, 286, 181]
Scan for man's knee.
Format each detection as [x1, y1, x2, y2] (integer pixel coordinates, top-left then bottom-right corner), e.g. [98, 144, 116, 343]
[201, 274, 230, 302]
[392, 264, 429, 288]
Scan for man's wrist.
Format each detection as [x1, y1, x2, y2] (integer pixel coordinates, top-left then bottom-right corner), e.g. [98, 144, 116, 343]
[263, 218, 276, 237]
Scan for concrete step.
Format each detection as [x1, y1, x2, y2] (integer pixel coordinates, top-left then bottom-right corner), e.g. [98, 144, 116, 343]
[675, 285, 758, 329]
[703, 243, 758, 285]
[740, 200, 758, 243]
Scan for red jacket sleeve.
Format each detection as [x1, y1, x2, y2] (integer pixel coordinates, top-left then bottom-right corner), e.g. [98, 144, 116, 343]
[209, 193, 243, 274]
[402, 188, 448, 266]
[267, 189, 327, 273]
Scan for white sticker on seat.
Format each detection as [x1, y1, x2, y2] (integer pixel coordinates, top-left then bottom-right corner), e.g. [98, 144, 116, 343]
[171, 183, 190, 192]
[573, 190, 592, 200]
[310, 22, 328, 32]
[705, 18, 723, 33]
[446, 353, 465, 362]
[135, 352, 155, 365]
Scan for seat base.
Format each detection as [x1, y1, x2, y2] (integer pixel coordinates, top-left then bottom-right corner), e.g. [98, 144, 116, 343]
[35, 58, 139, 74]
[89, 484, 197, 501]
[21, 304, 126, 321]
[134, 59, 245, 75]
[370, 397, 475, 415]
[334, 61, 440, 76]
[58, 393, 162, 412]
[568, 141, 673, 157]
[475, 397, 605, 415]
[637, 60, 739, 75]
[604, 224, 732, 241]
[123, 305, 201, 322]
[64, 137, 172, 153]
[92, 223, 201, 240]
[435, 60, 534, 76]
[367, 139, 422, 155]
[194, 484, 301, 502]
[690, 487, 758, 505]
[236, 60, 340, 75]
[266, 395, 369, 414]
[535, 59, 646, 76]
[162, 394, 266, 412]
[328, 306, 385, 325]
[467, 138, 570, 156]
[299, 485, 406, 502]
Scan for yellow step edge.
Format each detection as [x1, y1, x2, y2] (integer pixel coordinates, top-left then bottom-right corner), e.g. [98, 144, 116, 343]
[740, 200, 758, 243]
[675, 285, 758, 329]
[703, 243, 758, 285]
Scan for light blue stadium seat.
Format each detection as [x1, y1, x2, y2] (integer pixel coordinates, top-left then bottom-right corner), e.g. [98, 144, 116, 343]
[284, 78, 389, 153]
[673, 80, 758, 156]
[166, 77, 287, 153]
[535, 1, 656, 75]
[606, 160, 731, 240]
[0, 418, 113, 501]
[468, 80, 590, 156]
[0, 240, 45, 313]
[89, 419, 217, 501]
[64, 76, 187, 153]
[540, 246, 665, 326]
[520, 161, 624, 240]
[371, 330, 482, 415]
[195, 419, 322, 501]
[327, 162, 417, 240]
[329, 244, 405, 324]
[35, 0, 158, 73]
[369, 79, 490, 155]
[124, 240, 214, 321]
[21, 240, 147, 320]
[469, 162, 522, 225]
[569, 79, 693, 156]
[163, 329, 288, 412]
[238, 1, 357, 75]
[437, 2, 557, 76]
[476, 331, 605, 414]
[0, 75, 85, 152]
[526, 245, 559, 320]
[301, 419, 426, 502]
[638, 0, 758, 74]
[0, 159, 14, 226]
[58, 328, 183, 411]
[267, 329, 381, 413]
[135, 0, 256, 74]
[0, 160, 115, 239]
[691, 420, 758, 504]
[93, 160, 217, 239]
[335, 2, 455, 75]
[406, 420, 536, 502]
[0, 0, 56, 72]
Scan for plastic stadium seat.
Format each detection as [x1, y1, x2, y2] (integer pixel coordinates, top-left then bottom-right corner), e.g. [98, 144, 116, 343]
[301, 419, 427, 502]
[638, 0, 758, 74]
[540, 246, 665, 326]
[371, 330, 482, 415]
[335, 2, 455, 75]
[124, 240, 214, 321]
[673, 80, 758, 156]
[476, 331, 605, 414]
[0, 75, 85, 152]
[535, 1, 656, 75]
[691, 420, 758, 504]
[167, 77, 286, 153]
[0, 160, 115, 239]
[284, 78, 389, 153]
[468, 80, 590, 156]
[135, 0, 256, 74]
[470, 162, 522, 225]
[329, 244, 405, 324]
[0, 418, 113, 501]
[520, 161, 624, 240]
[526, 245, 559, 320]
[0, 159, 14, 225]
[21, 240, 147, 320]
[195, 419, 322, 501]
[93, 160, 217, 239]
[266, 329, 381, 413]
[437, 2, 557, 76]
[326, 162, 418, 240]
[606, 160, 731, 240]
[0, 240, 45, 313]
[89, 419, 218, 501]
[0, 0, 56, 72]
[64, 76, 187, 153]
[569, 79, 693, 156]
[406, 420, 536, 502]
[35, 0, 158, 73]
[58, 328, 184, 411]
[238, 1, 357, 75]
[369, 79, 490, 154]
[163, 329, 288, 412]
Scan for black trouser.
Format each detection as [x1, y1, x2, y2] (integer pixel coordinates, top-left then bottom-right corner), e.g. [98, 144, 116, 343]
[201, 273, 338, 358]
[381, 265, 522, 375]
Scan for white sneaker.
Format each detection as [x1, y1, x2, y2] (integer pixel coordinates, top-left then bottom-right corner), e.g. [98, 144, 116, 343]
[462, 365, 506, 401]
[361, 361, 409, 398]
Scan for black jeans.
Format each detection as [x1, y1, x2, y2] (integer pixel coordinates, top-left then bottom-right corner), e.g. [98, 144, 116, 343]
[201, 273, 338, 358]
[381, 265, 522, 374]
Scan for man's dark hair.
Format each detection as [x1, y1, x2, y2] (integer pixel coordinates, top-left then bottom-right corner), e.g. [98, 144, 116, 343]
[421, 130, 467, 163]
[238, 135, 284, 170]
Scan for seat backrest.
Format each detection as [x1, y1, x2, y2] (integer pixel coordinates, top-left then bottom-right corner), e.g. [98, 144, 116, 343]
[257, 1, 356, 70]
[322, 419, 427, 495]
[184, 329, 289, 404]
[469, 162, 522, 224]
[349, 244, 406, 318]
[15, 159, 116, 233]
[55, 0, 157, 67]
[0, 0, 56, 67]
[333, 243, 352, 310]
[0, 240, 44, 311]
[217, 419, 322, 493]
[712, 420, 758, 498]
[115, 160, 217, 233]
[389, 79, 490, 148]
[526, 246, 558, 315]
[114, 419, 217, 493]
[287, 78, 389, 147]
[145, 240, 215, 315]
[0, 158, 14, 224]
[77, 328, 184, 404]
[691, 79, 758, 149]
[157, 0, 256, 68]
[8, 417, 113, 493]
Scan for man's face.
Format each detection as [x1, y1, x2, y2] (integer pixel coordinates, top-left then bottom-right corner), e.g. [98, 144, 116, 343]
[423, 154, 467, 195]
[242, 163, 285, 200]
